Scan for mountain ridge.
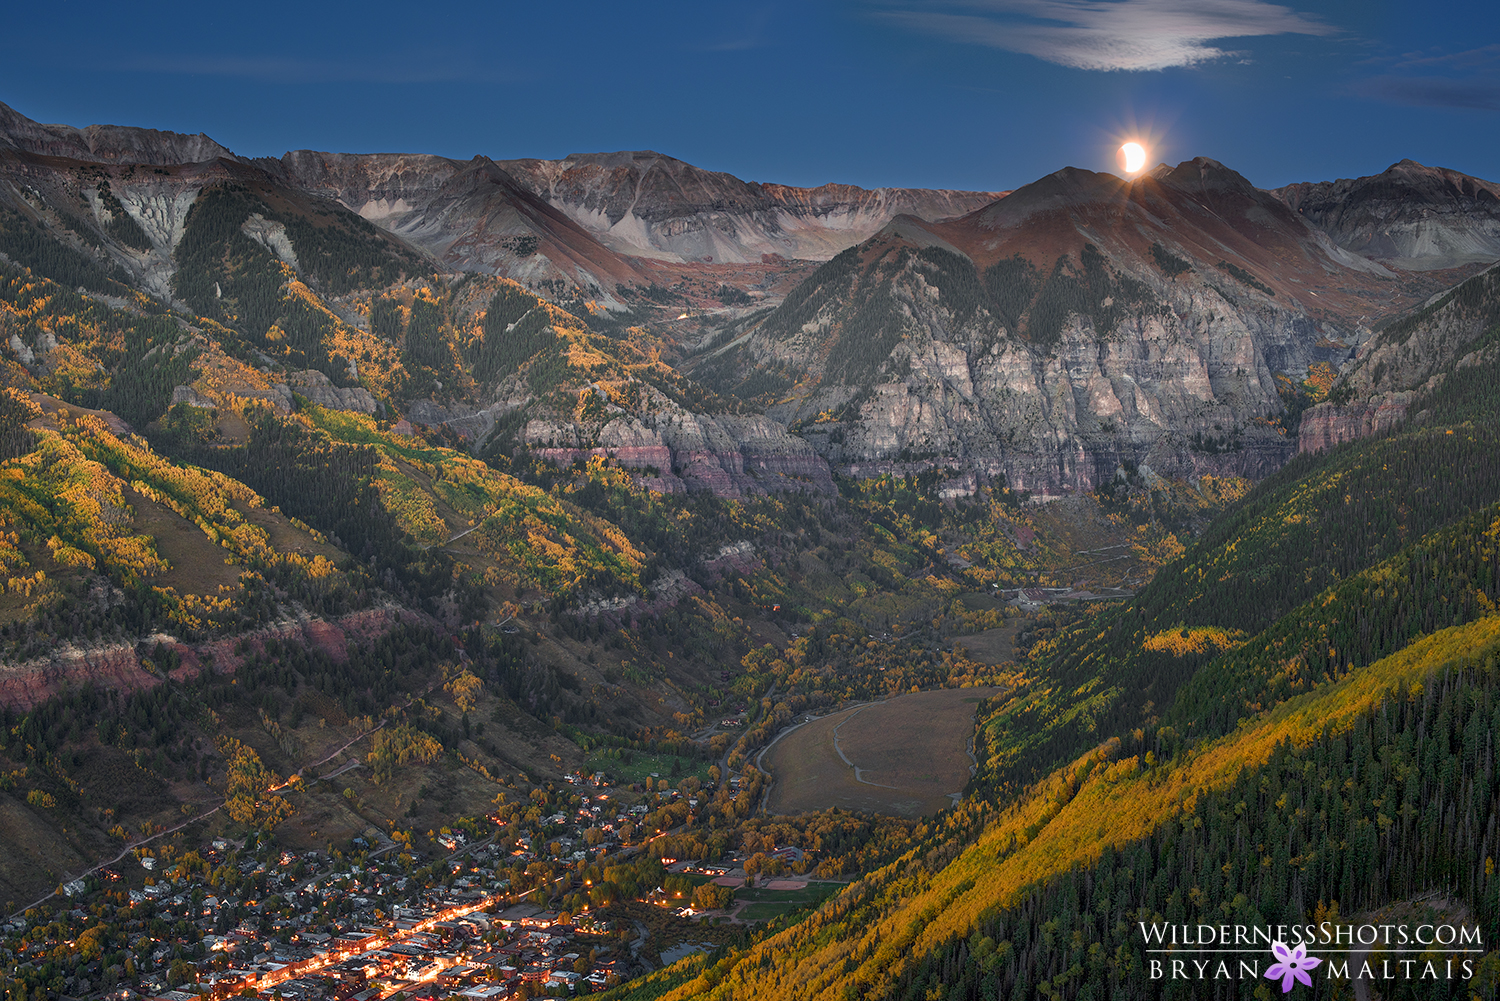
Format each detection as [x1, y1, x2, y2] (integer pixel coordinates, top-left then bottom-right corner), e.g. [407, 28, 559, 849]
[2, 97, 1497, 501]
[0, 100, 244, 166]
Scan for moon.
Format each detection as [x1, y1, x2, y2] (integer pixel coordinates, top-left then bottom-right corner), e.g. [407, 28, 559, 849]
[1119, 142, 1147, 174]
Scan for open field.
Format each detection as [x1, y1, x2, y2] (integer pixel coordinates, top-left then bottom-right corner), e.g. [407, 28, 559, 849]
[126, 487, 244, 594]
[955, 591, 1007, 611]
[952, 627, 1016, 665]
[731, 882, 839, 923]
[581, 750, 714, 787]
[761, 687, 1003, 817]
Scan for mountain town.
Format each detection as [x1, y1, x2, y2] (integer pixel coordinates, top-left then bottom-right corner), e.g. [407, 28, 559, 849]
[0, 58, 1498, 1001]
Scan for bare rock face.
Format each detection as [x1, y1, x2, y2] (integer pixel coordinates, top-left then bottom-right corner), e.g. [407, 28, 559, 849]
[786, 270, 1307, 493]
[1298, 263, 1500, 453]
[1298, 395, 1412, 453]
[1273, 160, 1500, 271]
[704, 160, 1453, 493]
[0, 609, 405, 710]
[0, 643, 163, 711]
[283, 369, 379, 414]
[402, 378, 835, 498]
[171, 385, 217, 409]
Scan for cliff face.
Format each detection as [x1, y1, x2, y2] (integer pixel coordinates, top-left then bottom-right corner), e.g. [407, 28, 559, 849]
[1297, 395, 1412, 454]
[409, 382, 836, 498]
[1298, 263, 1500, 453]
[1273, 160, 1500, 271]
[702, 160, 1470, 494]
[0, 644, 164, 712]
[766, 248, 1307, 493]
[531, 410, 835, 498]
[0, 609, 405, 711]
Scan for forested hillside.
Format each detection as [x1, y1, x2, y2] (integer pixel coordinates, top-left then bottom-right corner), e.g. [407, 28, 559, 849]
[637, 618, 1500, 1001]
[0, 228, 1175, 920]
[597, 275, 1500, 1001]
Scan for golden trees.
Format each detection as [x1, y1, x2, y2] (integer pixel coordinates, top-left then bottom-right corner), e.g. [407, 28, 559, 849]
[215, 736, 292, 828]
[445, 670, 483, 713]
[368, 724, 442, 783]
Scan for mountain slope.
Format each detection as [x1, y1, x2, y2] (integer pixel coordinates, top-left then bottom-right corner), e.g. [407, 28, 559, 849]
[0, 101, 243, 166]
[497, 149, 1006, 264]
[641, 614, 1500, 1001]
[0, 100, 1000, 319]
[694, 158, 1482, 493]
[259, 150, 660, 307]
[262, 148, 1007, 310]
[1274, 158, 1500, 271]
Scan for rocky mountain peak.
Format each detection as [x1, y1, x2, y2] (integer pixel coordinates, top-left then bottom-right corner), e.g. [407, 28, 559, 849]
[1271, 159, 1500, 270]
[1151, 156, 1258, 196]
[971, 166, 1124, 230]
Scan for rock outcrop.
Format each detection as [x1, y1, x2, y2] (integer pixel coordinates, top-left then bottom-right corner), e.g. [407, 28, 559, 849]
[0, 643, 164, 712]
[171, 385, 217, 409]
[283, 369, 379, 414]
[0, 609, 406, 711]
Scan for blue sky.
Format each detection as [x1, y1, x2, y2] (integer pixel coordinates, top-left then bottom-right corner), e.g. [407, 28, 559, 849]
[4, 0, 1497, 192]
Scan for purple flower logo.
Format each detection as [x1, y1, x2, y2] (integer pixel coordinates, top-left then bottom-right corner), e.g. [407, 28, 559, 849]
[1265, 941, 1321, 992]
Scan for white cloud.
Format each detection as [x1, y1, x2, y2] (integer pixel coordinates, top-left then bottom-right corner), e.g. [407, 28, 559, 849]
[875, 0, 1335, 71]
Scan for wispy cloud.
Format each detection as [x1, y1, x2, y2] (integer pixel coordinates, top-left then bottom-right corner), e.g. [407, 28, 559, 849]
[1392, 43, 1500, 72]
[872, 0, 1335, 72]
[1351, 44, 1500, 112]
[1352, 76, 1500, 112]
[692, 6, 779, 52]
[108, 51, 518, 85]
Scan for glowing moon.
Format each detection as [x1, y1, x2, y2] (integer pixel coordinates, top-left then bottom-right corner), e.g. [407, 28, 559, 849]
[1119, 142, 1147, 174]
